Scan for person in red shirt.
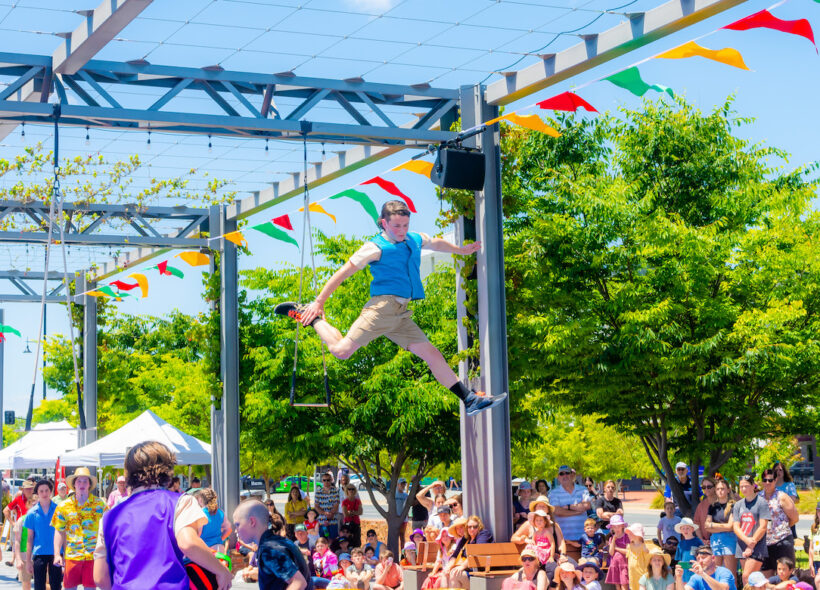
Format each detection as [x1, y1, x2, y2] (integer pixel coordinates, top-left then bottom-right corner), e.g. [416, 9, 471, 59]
[4, 480, 34, 523]
[342, 484, 363, 547]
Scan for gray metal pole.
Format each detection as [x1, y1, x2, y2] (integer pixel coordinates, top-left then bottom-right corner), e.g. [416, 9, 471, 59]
[458, 84, 513, 541]
[208, 205, 225, 502]
[81, 274, 98, 447]
[42, 306, 47, 400]
[218, 205, 241, 518]
[0, 308, 4, 449]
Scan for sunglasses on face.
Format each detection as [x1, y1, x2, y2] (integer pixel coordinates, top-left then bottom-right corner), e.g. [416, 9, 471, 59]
[762, 478, 775, 483]
[521, 556, 536, 562]
[558, 472, 571, 476]
[701, 485, 714, 489]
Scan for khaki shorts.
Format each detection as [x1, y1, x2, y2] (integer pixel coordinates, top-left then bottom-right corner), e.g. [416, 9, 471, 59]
[347, 295, 429, 350]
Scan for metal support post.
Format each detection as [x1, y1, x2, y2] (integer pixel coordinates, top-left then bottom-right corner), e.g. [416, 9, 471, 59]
[81, 274, 98, 447]
[215, 205, 240, 518]
[458, 84, 513, 542]
[209, 205, 225, 505]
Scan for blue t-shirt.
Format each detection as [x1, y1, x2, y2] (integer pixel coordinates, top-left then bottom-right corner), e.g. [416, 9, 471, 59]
[675, 537, 704, 582]
[24, 501, 58, 556]
[686, 566, 736, 590]
[580, 532, 605, 558]
[259, 530, 314, 590]
[658, 515, 682, 542]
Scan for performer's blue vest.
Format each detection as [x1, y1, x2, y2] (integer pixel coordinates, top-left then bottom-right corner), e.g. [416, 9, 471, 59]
[369, 232, 425, 300]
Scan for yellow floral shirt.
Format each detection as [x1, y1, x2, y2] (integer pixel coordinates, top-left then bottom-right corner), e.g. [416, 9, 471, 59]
[51, 494, 107, 560]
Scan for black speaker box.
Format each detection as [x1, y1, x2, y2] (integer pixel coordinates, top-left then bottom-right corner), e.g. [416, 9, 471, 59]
[430, 147, 486, 191]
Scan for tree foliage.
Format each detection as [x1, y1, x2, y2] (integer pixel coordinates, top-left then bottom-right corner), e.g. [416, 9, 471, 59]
[499, 97, 820, 515]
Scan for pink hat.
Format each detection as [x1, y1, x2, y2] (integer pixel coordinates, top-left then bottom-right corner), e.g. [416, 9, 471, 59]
[435, 528, 451, 543]
[116, 475, 126, 483]
[627, 523, 645, 538]
[607, 514, 628, 528]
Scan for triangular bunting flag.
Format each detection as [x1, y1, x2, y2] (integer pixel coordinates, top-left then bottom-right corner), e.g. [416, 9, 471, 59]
[361, 176, 416, 213]
[175, 251, 210, 267]
[272, 214, 294, 230]
[604, 67, 675, 98]
[89, 286, 130, 301]
[110, 280, 140, 291]
[486, 113, 561, 137]
[127, 273, 149, 298]
[537, 91, 598, 113]
[253, 222, 300, 248]
[155, 261, 185, 279]
[723, 10, 815, 49]
[0, 324, 21, 338]
[224, 231, 248, 248]
[298, 202, 337, 223]
[391, 160, 434, 176]
[656, 41, 749, 70]
[330, 189, 380, 226]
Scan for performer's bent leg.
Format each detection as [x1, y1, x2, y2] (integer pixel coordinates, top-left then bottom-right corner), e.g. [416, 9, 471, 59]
[313, 321, 362, 360]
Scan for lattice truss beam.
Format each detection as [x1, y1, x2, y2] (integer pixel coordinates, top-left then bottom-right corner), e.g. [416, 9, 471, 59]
[0, 271, 66, 303]
[0, 200, 210, 248]
[0, 53, 460, 146]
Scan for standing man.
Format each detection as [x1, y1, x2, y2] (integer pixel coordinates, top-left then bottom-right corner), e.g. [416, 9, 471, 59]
[55, 483, 69, 504]
[52, 467, 106, 590]
[665, 463, 694, 516]
[187, 476, 202, 494]
[25, 479, 62, 590]
[169, 477, 181, 493]
[549, 466, 591, 545]
[106, 476, 128, 508]
[314, 473, 340, 539]
[395, 478, 409, 543]
[337, 473, 350, 532]
[675, 546, 736, 590]
[233, 501, 313, 590]
[4, 480, 34, 525]
[274, 200, 506, 416]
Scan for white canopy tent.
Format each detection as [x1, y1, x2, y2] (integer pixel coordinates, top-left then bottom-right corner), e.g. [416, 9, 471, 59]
[0, 420, 78, 470]
[59, 410, 211, 467]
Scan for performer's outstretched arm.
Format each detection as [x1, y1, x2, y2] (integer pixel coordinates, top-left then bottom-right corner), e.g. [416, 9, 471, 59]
[300, 261, 360, 326]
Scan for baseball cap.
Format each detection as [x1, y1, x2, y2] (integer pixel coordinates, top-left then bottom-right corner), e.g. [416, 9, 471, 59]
[675, 461, 688, 470]
[117, 475, 126, 483]
[338, 553, 352, 562]
[57, 482, 67, 490]
[294, 524, 307, 532]
[557, 465, 573, 474]
[398, 477, 407, 484]
[437, 505, 451, 514]
[518, 481, 532, 490]
[747, 572, 767, 587]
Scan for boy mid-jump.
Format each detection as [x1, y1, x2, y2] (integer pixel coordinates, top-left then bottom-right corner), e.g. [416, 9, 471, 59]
[275, 200, 506, 416]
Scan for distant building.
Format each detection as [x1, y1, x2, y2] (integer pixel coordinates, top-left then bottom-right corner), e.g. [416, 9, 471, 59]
[419, 231, 455, 279]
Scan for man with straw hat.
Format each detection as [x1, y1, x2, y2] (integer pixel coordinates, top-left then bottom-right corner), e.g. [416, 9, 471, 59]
[52, 467, 106, 590]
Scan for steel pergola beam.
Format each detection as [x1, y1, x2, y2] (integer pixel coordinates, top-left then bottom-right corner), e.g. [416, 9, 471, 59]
[485, 0, 748, 105]
[0, 0, 153, 141]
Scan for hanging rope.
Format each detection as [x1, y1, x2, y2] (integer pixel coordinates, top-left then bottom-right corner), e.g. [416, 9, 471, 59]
[290, 122, 331, 407]
[25, 103, 86, 431]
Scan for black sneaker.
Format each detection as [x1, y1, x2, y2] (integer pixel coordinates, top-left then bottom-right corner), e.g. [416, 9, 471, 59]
[274, 301, 317, 325]
[463, 390, 507, 416]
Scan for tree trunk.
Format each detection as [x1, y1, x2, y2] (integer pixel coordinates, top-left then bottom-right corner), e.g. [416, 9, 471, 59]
[386, 513, 405, 555]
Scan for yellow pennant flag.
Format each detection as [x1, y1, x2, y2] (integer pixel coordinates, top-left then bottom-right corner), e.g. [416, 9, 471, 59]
[224, 231, 248, 247]
[392, 160, 434, 176]
[485, 113, 561, 137]
[656, 41, 749, 70]
[299, 202, 337, 223]
[176, 251, 210, 267]
[127, 273, 149, 299]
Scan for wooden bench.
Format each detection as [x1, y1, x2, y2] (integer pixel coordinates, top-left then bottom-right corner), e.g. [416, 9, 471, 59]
[465, 543, 526, 590]
[403, 542, 440, 590]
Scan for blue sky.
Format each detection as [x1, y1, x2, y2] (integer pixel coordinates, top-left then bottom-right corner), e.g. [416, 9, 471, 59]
[0, 0, 818, 414]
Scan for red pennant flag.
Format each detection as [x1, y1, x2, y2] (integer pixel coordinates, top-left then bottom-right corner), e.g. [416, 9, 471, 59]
[362, 176, 417, 213]
[110, 280, 140, 291]
[273, 214, 293, 230]
[723, 10, 815, 48]
[537, 91, 598, 113]
[158, 261, 170, 275]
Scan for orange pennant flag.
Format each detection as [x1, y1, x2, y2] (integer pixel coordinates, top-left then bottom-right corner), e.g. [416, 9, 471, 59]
[127, 273, 148, 299]
[176, 251, 210, 267]
[298, 202, 337, 223]
[485, 113, 561, 137]
[224, 231, 248, 247]
[392, 160, 434, 176]
[656, 41, 750, 70]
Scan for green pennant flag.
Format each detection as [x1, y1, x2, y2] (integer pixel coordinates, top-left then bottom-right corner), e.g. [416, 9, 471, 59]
[604, 67, 674, 98]
[252, 222, 299, 248]
[0, 324, 21, 337]
[330, 189, 379, 226]
[97, 285, 131, 300]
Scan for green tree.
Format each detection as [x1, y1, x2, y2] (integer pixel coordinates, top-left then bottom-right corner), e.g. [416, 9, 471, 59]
[500, 97, 820, 515]
[239, 232, 461, 553]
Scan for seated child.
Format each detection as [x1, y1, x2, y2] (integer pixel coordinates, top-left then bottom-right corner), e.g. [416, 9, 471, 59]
[401, 542, 417, 567]
[768, 557, 799, 589]
[580, 562, 603, 590]
[306, 508, 320, 545]
[373, 550, 403, 590]
[346, 547, 374, 590]
[364, 546, 378, 567]
[579, 518, 606, 566]
[329, 554, 353, 589]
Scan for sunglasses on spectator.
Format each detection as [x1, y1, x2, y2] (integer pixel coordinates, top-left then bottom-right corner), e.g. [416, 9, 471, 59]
[701, 485, 714, 489]
[558, 471, 571, 476]
[761, 478, 775, 483]
[521, 556, 536, 562]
